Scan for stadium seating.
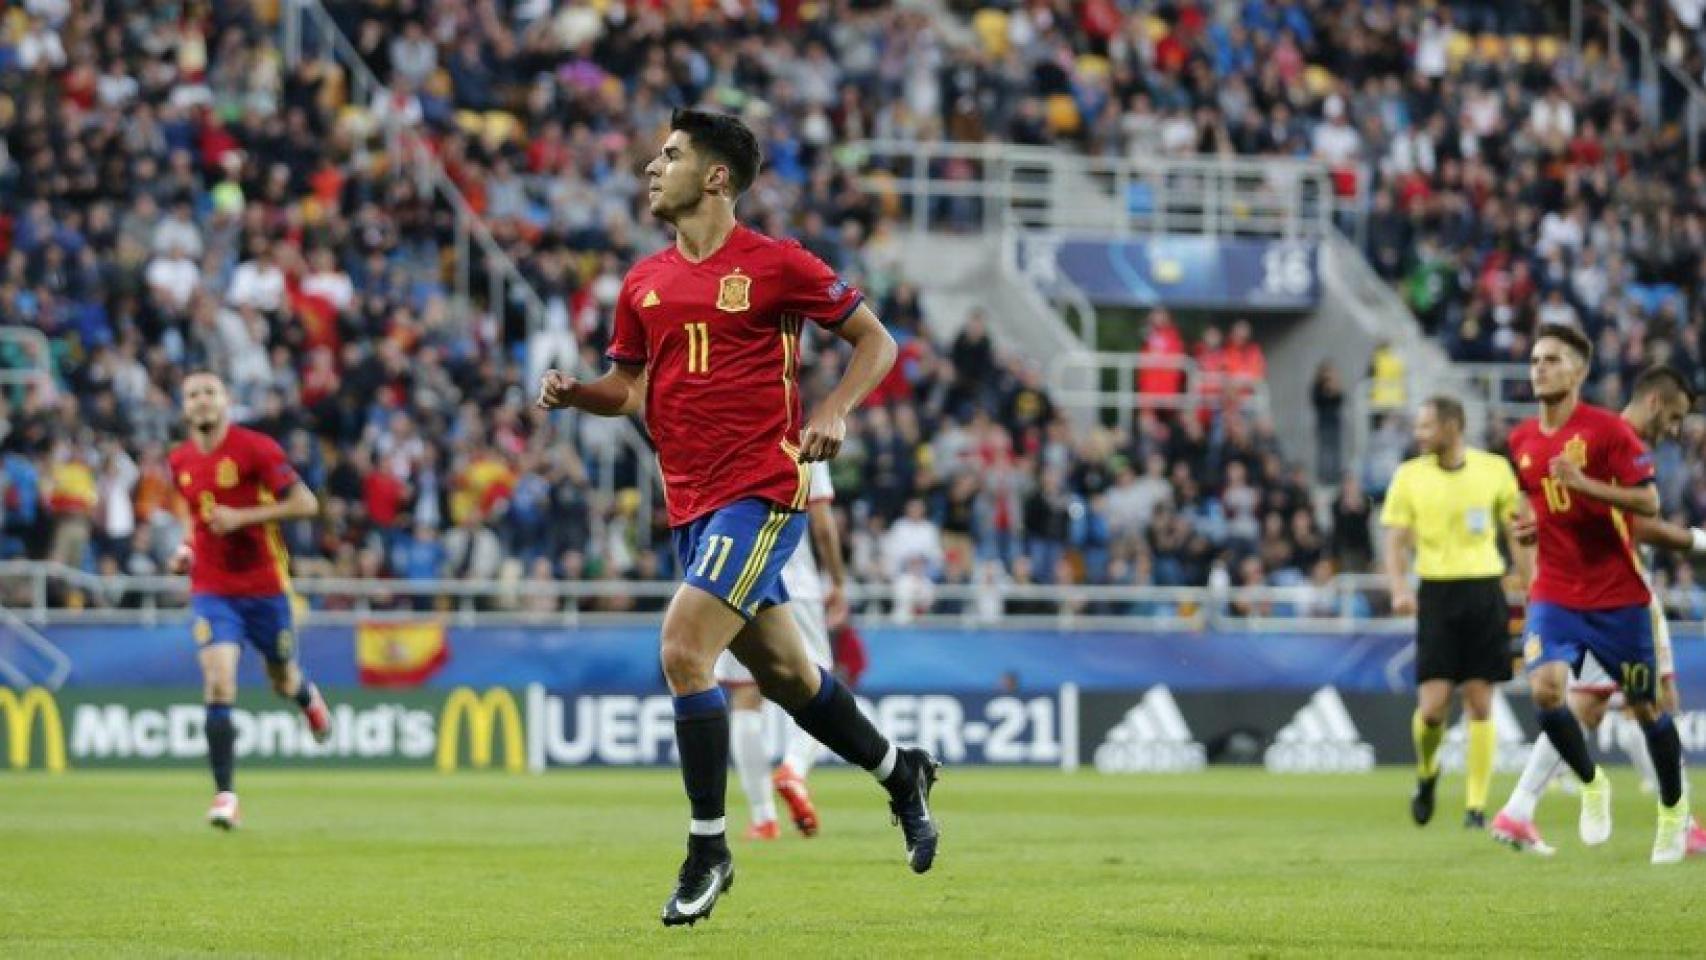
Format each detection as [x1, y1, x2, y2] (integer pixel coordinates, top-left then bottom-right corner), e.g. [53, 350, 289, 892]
[2, 0, 1703, 618]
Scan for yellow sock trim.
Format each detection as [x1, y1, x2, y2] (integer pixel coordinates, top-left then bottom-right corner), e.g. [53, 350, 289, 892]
[1413, 709, 1444, 778]
[1466, 719, 1496, 811]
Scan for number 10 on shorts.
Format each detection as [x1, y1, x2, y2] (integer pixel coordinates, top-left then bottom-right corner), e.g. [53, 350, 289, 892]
[1621, 661, 1653, 698]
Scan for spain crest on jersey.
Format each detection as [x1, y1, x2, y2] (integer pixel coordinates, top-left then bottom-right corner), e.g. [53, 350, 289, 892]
[716, 272, 751, 312]
[216, 457, 239, 489]
[1563, 435, 1588, 467]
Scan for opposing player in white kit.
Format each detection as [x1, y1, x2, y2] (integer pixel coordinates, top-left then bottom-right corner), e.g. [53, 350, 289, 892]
[1491, 367, 1706, 856]
[717, 460, 849, 839]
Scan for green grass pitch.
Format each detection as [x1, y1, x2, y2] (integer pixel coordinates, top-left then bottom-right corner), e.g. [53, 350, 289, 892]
[1, 768, 1701, 956]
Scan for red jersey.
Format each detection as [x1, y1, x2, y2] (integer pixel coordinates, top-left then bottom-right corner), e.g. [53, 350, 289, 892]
[606, 225, 864, 526]
[1508, 402, 1654, 610]
[169, 425, 301, 596]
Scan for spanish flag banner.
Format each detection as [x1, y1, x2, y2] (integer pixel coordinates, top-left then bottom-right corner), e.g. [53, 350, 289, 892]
[356, 621, 450, 688]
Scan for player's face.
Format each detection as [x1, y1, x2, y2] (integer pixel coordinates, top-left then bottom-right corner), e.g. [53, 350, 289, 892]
[1529, 338, 1584, 404]
[644, 131, 720, 222]
[1651, 392, 1690, 443]
[181, 374, 229, 433]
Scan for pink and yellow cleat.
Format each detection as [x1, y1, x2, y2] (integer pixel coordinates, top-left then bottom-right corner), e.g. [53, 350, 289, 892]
[1490, 811, 1555, 856]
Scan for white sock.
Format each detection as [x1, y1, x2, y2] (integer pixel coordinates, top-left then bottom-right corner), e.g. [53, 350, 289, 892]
[1614, 718, 1658, 794]
[1505, 734, 1564, 822]
[780, 715, 823, 778]
[872, 743, 899, 782]
[729, 709, 776, 824]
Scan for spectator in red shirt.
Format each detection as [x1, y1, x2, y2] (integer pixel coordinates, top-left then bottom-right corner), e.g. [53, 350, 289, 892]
[1223, 320, 1267, 385]
[1138, 308, 1186, 407]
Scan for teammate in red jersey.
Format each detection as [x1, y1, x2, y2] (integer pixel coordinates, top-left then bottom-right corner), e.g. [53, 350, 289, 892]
[537, 109, 937, 927]
[1504, 324, 1690, 863]
[167, 372, 327, 829]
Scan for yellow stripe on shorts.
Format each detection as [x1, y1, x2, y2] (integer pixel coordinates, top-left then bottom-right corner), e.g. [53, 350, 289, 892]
[729, 510, 788, 610]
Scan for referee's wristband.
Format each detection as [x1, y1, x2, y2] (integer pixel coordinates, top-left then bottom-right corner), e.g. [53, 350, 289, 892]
[1691, 527, 1706, 556]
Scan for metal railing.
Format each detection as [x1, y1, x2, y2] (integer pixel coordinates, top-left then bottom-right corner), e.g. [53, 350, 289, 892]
[283, 2, 542, 336]
[847, 140, 1336, 241]
[6, 561, 1645, 636]
[1047, 353, 1271, 437]
[1572, 0, 1706, 165]
[279, 0, 656, 522]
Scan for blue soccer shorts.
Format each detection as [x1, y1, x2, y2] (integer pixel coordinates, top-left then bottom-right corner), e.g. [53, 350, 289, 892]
[1524, 600, 1658, 701]
[191, 593, 297, 666]
[671, 498, 806, 619]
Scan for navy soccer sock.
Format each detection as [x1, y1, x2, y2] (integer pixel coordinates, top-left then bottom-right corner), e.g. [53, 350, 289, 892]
[789, 668, 904, 793]
[673, 687, 730, 850]
[1537, 706, 1596, 783]
[1642, 713, 1685, 807]
[205, 703, 236, 793]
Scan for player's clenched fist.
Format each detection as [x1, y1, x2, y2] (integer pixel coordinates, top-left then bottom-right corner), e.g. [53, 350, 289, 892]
[798, 409, 845, 462]
[1547, 454, 1587, 491]
[536, 369, 580, 410]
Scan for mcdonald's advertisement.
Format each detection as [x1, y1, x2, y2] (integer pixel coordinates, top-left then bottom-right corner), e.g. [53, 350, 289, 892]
[0, 686, 1075, 772]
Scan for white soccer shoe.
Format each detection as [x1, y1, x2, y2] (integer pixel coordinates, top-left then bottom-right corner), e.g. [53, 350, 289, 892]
[1652, 800, 1690, 865]
[207, 791, 240, 830]
[1579, 767, 1611, 845]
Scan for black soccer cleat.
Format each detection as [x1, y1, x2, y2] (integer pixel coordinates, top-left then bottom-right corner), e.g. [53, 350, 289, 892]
[1410, 774, 1438, 826]
[887, 749, 941, 874]
[1463, 808, 1486, 830]
[660, 843, 734, 927]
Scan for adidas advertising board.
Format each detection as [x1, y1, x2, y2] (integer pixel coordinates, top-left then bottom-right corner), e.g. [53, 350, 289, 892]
[1263, 688, 1376, 773]
[1088, 686, 1207, 773]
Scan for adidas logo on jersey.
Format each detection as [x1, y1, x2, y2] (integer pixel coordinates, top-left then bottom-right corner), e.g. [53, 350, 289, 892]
[1093, 686, 1207, 773]
[1264, 687, 1375, 773]
[1439, 689, 1532, 773]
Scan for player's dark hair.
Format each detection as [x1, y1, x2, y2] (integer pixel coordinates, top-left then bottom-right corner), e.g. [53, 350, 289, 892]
[1424, 395, 1465, 430]
[1630, 365, 1695, 406]
[670, 109, 762, 195]
[1535, 322, 1594, 367]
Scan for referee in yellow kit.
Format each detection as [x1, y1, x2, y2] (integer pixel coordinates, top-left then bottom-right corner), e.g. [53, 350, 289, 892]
[1381, 395, 1531, 829]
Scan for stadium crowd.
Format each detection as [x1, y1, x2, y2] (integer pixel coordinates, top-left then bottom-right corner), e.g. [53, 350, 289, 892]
[1, 0, 1703, 621]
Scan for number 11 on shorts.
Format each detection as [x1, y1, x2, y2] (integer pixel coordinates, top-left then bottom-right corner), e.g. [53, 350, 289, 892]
[695, 535, 735, 582]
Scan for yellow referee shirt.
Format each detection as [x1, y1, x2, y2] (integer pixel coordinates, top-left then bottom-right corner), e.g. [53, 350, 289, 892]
[1379, 448, 1519, 580]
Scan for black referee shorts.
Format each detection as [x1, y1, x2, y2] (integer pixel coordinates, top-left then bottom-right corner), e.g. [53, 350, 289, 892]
[1417, 577, 1513, 684]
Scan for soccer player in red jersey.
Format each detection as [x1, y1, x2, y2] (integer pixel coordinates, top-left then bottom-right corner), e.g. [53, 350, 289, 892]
[1493, 366, 1706, 856]
[167, 372, 328, 829]
[537, 110, 938, 926]
[1504, 324, 1689, 862]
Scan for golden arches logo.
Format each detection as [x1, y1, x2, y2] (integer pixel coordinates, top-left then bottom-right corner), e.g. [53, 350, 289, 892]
[0, 688, 67, 773]
[436, 688, 524, 773]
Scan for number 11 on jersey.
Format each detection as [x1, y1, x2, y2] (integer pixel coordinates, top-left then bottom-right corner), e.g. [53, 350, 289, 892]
[684, 323, 710, 374]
